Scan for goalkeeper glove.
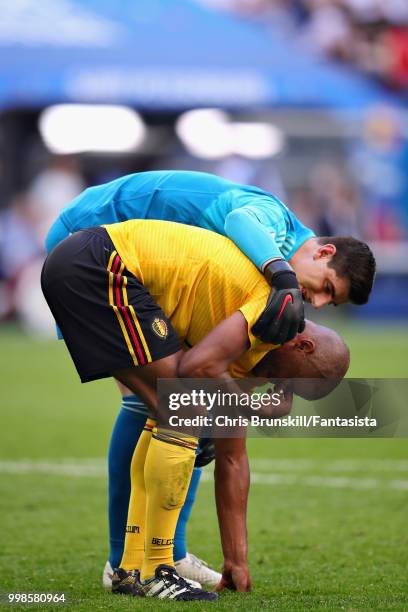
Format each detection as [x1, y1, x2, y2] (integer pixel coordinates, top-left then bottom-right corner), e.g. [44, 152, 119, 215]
[252, 259, 305, 345]
[194, 438, 215, 467]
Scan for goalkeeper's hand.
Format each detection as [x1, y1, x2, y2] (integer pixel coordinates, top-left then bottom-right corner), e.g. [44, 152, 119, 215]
[194, 438, 215, 467]
[251, 259, 305, 345]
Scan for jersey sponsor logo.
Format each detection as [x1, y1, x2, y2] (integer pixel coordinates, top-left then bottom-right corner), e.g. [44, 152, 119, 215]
[126, 525, 140, 533]
[151, 537, 174, 546]
[152, 318, 168, 339]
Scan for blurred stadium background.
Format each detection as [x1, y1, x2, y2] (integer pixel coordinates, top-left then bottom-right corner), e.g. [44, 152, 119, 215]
[1, 0, 408, 332]
[0, 1, 407, 609]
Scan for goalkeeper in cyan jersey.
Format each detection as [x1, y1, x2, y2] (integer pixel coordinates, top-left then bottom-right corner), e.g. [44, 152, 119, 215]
[45, 170, 375, 588]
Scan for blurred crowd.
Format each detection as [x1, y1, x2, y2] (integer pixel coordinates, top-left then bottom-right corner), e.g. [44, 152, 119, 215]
[1, 1, 407, 330]
[1, 129, 405, 328]
[197, 0, 408, 91]
[0, 156, 85, 326]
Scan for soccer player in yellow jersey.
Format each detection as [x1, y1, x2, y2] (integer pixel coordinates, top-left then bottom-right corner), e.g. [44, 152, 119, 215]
[41, 220, 350, 601]
[45, 171, 376, 589]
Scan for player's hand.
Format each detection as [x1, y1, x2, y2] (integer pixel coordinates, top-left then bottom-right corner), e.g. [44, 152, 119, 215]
[215, 562, 252, 592]
[256, 382, 294, 418]
[252, 259, 305, 345]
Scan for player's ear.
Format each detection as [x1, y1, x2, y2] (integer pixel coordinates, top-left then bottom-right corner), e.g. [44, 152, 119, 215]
[314, 244, 336, 260]
[295, 338, 315, 354]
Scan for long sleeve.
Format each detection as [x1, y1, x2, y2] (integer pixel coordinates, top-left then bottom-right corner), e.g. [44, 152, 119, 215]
[224, 202, 287, 271]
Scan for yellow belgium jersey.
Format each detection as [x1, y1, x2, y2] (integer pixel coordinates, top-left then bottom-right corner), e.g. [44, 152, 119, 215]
[104, 219, 276, 377]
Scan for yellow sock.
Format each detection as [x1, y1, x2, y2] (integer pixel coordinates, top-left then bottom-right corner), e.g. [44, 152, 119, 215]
[141, 430, 198, 581]
[120, 418, 155, 571]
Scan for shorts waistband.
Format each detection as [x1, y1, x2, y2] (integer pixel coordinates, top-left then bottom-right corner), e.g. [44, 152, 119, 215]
[80, 226, 115, 248]
[80, 226, 110, 238]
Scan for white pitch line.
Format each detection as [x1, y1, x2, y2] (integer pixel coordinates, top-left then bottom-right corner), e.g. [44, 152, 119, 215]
[250, 458, 408, 473]
[0, 459, 106, 477]
[201, 471, 408, 491]
[1, 459, 407, 491]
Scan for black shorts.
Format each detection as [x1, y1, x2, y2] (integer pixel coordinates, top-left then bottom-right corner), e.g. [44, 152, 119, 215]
[41, 227, 181, 383]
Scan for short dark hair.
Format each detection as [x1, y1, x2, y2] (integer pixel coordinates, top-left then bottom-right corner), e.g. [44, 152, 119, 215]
[317, 236, 376, 305]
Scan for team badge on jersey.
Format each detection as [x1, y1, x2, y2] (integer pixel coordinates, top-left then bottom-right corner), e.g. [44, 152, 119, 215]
[152, 317, 168, 339]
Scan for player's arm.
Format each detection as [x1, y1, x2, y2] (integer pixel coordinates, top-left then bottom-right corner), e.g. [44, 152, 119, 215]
[224, 205, 283, 270]
[177, 312, 250, 379]
[224, 204, 304, 345]
[214, 436, 251, 592]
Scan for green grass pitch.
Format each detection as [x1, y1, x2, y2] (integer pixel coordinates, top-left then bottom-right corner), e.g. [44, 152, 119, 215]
[0, 323, 407, 610]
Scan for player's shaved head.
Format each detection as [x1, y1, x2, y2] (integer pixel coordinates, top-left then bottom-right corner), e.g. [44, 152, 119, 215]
[297, 321, 350, 379]
[253, 321, 350, 399]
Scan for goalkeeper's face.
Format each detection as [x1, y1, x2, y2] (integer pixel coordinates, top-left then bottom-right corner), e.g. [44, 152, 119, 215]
[292, 245, 349, 308]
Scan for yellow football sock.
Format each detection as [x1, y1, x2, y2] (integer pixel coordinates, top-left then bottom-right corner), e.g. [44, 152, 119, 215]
[141, 430, 198, 581]
[120, 417, 155, 571]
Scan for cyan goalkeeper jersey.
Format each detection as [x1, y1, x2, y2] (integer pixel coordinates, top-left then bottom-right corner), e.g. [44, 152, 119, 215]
[46, 170, 315, 268]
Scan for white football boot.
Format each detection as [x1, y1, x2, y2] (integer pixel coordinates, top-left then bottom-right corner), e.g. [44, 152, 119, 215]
[102, 561, 114, 590]
[103, 559, 202, 590]
[175, 552, 222, 588]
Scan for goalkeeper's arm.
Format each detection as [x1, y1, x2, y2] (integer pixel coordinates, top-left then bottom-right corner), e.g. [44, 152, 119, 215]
[252, 258, 305, 345]
[224, 207, 304, 345]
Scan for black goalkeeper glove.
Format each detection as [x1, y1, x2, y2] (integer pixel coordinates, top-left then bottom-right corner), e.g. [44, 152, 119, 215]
[251, 259, 305, 345]
[194, 438, 215, 467]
